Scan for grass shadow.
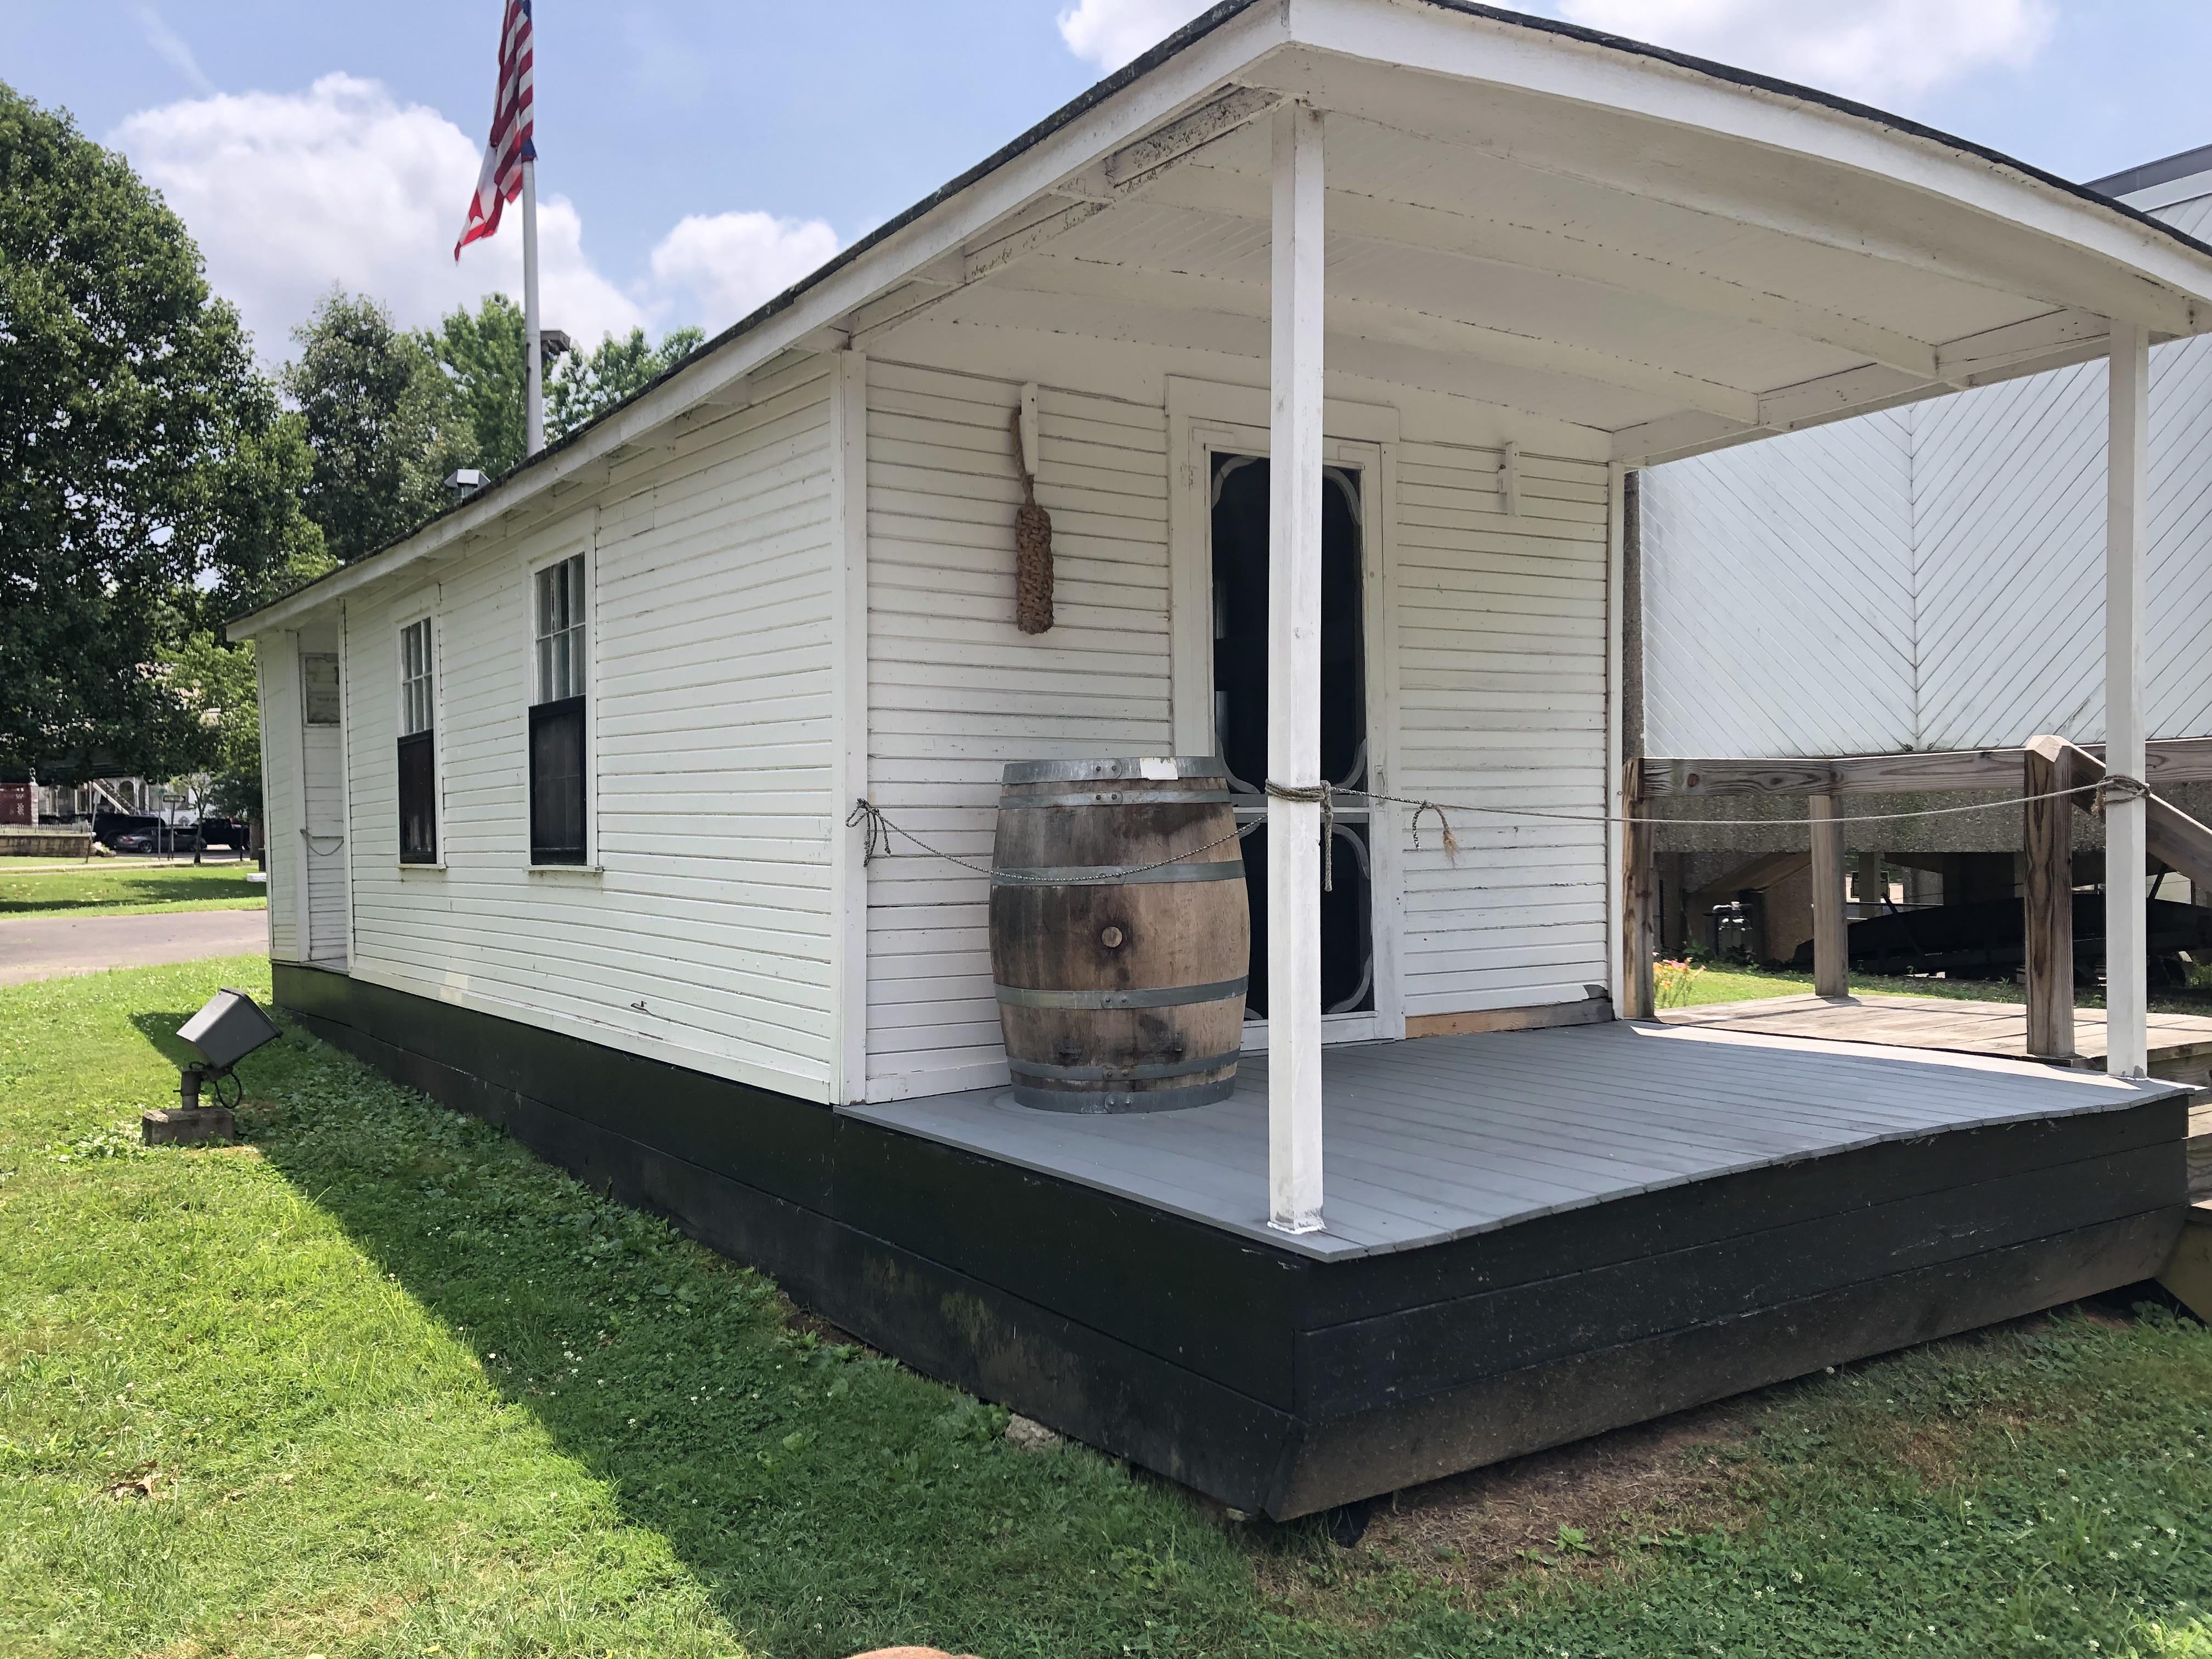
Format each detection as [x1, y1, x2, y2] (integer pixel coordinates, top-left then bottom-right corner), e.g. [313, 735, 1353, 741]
[0, 870, 267, 916]
[211, 1013, 1291, 1659]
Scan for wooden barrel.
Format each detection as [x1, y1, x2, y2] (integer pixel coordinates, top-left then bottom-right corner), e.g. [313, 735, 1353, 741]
[990, 758, 1250, 1113]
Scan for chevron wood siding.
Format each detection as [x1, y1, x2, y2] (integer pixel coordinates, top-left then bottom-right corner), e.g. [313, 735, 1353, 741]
[1644, 190, 2212, 758]
[1642, 410, 1914, 757]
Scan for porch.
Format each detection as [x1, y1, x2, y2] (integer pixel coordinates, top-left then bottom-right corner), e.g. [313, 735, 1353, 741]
[848, 1017, 2182, 1259]
[844, 1015, 2187, 1513]
[282, 960, 2190, 1519]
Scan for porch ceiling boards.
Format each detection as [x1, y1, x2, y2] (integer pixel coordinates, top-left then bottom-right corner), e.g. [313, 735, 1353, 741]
[853, 8, 2212, 467]
[842, 1019, 2184, 1260]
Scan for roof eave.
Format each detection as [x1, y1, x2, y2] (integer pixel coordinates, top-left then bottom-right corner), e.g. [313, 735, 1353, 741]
[228, 0, 2212, 637]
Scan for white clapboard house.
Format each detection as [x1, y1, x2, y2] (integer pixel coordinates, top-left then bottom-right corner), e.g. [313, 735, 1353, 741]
[230, 0, 2211, 1519]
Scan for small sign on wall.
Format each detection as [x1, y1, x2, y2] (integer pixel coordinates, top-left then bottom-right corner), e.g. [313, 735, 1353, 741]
[301, 653, 341, 726]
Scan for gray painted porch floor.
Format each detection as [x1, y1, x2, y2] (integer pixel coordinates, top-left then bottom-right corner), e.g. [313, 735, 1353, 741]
[842, 1020, 2183, 1261]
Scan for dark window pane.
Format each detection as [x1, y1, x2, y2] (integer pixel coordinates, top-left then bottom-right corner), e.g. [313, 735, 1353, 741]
[529, 696, 587, 864]
[398, 731, 437, 864]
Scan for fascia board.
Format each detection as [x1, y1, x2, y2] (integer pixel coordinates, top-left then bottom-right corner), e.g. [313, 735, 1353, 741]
[1285, 0, 2212, 324]
[2129, 172, 2212, 216]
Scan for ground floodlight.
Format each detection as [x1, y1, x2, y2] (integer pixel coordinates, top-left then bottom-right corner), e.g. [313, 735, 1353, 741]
[178, 988, 281, 1073]
[158, 988, 282, 1133]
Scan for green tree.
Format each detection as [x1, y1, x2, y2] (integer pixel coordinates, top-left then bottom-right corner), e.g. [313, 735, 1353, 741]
[0, 81, 328, 783]
[160, 630, 263, 824]
[282, 290, 466, 563]
[548, 325, 706, 441]
[432, 291, 528, 477]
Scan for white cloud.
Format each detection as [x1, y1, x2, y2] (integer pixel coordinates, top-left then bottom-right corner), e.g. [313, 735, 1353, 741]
[137, 8, 216, 96]
[647, 211, 843, 335]
[1554, 0, 2056, 102]
[1057, 0, 1214, 71]
[1056, 0, 2054, 101]
[114, 75, 643, 359]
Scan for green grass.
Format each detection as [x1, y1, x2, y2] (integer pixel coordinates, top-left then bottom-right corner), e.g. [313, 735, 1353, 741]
[4, 960, 2211, 1657]
[1660, 959, 2212, 1017]
[1657, 961, 2011, 1009]
[0, 860, 266, 918]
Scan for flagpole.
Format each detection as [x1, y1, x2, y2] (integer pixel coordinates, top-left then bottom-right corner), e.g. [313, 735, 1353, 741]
[522, 157, 544, 454]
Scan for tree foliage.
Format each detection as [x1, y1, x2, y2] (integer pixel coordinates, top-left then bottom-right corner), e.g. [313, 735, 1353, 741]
[281, 291, 469, 565]
[0, 81, 328, 783]
[548, 325, 705, 440]
[433, 291, 528, 478]
[287, 295, 705, 568]
[160, 630, 263, 819]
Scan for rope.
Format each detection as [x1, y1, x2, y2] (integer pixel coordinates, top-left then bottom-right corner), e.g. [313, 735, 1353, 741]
[843, 774, 2159, 884]
[1264, 780, 1334, 889]
[847, 798, 1251, 884]
[1339, 778, 2127, 832]
[2092, 774, 2152, 815]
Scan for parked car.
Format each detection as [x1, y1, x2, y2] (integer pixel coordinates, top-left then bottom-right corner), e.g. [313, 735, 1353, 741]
[93, 812, 161, 849]
[111, 830, 157, 854]
[196, 817, 247, 849]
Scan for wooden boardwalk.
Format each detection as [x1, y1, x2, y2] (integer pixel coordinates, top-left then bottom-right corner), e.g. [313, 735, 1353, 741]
[1660, 993, 2212, 1081]
[1662, 992, 2212, 1196]
[846, 1019, 2182, 1260]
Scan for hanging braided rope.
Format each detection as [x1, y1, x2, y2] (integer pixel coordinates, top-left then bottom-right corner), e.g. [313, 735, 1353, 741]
[1008, 408, 1054, 635]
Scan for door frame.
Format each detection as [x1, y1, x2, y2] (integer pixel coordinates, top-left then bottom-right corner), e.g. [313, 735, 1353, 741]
[1165, 377, 1404, 1045]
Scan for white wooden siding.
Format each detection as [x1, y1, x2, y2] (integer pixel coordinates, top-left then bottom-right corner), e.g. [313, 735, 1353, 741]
[260, 644, 301, 962]
[1393, 443, 1612, 1015]
[332, 354, 844, 1099]
[298, 627, 349, 967]
[863, 361, 1175, 1101]
[1644, 185, 2212, 757]
[268, 348, 1624, 1104]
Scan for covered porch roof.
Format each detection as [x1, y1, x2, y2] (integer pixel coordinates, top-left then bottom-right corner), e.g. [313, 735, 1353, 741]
[231, 0, 2212, 635]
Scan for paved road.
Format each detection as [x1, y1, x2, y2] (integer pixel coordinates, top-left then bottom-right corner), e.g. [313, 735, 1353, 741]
[0, 909, 268, 986]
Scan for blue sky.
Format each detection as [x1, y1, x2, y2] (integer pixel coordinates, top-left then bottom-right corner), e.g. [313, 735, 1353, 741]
[8, 1, 2210, 360]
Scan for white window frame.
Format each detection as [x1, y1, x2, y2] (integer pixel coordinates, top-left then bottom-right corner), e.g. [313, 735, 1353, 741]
[1165, 380, 1405, 1046]
[395, 607, 444, 870]
[522, 540, 599, 871]
[533, 551, 590, 704]
[398, 615, 436, 738]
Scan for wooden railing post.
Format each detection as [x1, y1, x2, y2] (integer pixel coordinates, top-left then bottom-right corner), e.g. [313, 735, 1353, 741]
[1809, 793, 1848, 998]
[1621, 757, 1656, 1019]
[2023, 737, 2076, 1059]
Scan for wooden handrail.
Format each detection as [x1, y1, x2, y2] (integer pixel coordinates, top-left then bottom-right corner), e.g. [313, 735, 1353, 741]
[1643, 735, 2212, 798]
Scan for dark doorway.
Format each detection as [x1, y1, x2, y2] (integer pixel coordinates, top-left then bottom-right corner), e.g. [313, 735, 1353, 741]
[1209, 453, 1374, 1018]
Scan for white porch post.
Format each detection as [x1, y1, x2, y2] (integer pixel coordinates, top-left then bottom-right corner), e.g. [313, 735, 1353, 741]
[1268, 102, 1326, 1233]
[2106, 319, 2151, 1077]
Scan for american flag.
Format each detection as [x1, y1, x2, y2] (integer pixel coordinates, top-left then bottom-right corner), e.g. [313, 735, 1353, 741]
[454, 0, 535, 258]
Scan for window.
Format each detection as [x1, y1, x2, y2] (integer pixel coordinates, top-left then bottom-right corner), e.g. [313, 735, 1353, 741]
[536, 554, 588, 702]
[301, 652, 341, 725]
[397, 619, 437, 864]
[529, 554, 588, 864]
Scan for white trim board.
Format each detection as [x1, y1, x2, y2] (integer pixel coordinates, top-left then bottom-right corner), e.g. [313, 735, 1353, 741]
[1165, 387, 1408, 1046]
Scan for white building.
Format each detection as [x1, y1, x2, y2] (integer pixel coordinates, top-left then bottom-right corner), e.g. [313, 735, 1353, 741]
[227, 1, 2209, 1520]
[1643, 144, 2212, 759]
